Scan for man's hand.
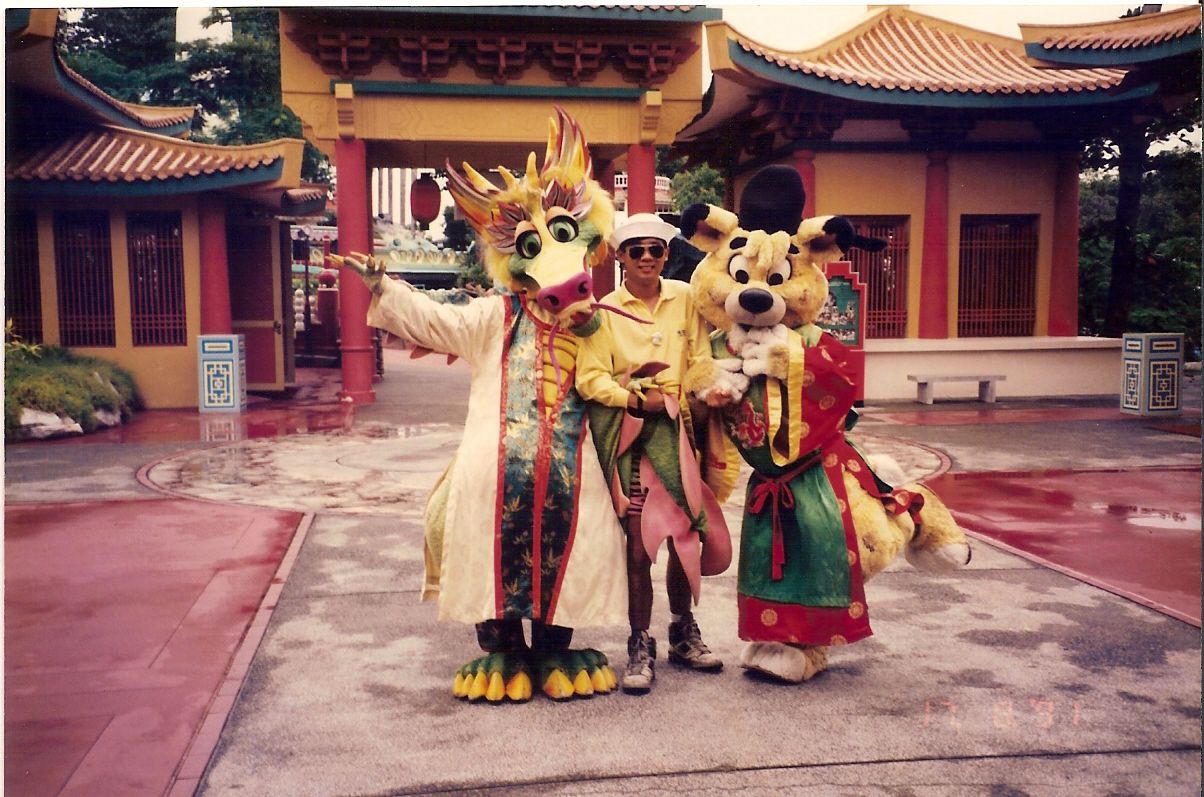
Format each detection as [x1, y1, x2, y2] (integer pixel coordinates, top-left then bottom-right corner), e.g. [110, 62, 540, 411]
[642, 388, 666, 413]
[327, 251, 387, 295]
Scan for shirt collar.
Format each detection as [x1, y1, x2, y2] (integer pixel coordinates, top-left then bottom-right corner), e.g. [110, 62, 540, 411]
[616, 277, 675, 309]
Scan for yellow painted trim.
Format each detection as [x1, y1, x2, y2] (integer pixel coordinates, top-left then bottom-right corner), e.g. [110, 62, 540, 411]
[109, 209, 133, 348]
[638, 90, 663, 145]
[704, 20, 736, 72]
[36, 210, 59, 344]
[335, 81, 356, 139]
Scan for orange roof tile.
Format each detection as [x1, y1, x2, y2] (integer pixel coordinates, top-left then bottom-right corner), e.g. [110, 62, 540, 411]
[1024, 6, 1200, 52]
[734, 8, 1128, 96]
[7, 126, 288, 185]
[57, 56, 196, 131]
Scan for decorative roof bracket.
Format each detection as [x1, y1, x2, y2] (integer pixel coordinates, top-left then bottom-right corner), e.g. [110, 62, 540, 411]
[638, 90, 662, 145]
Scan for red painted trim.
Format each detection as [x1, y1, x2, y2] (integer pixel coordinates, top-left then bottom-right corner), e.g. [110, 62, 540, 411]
[198, 196, 232, 335]
[1048, 152, 1080, 336]
[335, 136, 376, 404]
[594, 160, 617, 299]
[918, 152, 950, 339]
[625, 143, 656, 214]
[527, 314, 557, 620]
[492, 299, 515, 619]
[791, 149, 817, 220]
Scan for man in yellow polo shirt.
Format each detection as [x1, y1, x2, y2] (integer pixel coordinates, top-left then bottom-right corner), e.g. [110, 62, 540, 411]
[577, 213, 724, 694]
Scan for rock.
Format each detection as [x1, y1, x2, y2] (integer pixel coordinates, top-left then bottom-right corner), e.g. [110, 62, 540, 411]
[95, 408, 122, 428]
[18, 408, 83, 440]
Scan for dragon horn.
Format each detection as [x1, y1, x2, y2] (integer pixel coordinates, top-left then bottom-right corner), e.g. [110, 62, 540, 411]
[497, 166, 519, 191]
[444, 158, 497, 232]
[542, 105, 592, 184]
[525, 151, 539, 184]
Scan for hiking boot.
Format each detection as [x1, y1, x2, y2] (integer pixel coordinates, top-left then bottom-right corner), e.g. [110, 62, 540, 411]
[621, 630, 656, 693]
[667, 615, 723, 670]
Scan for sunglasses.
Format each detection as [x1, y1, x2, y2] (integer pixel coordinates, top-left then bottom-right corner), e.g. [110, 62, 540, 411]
[622, 244, 666, 259]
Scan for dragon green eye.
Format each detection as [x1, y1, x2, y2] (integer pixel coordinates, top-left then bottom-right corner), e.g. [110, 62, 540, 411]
[548, 216, 578, 243]
[516, 230, 542, 259]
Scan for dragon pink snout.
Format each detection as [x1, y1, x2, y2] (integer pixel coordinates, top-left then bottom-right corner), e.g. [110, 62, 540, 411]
[535, 271, 594, 316]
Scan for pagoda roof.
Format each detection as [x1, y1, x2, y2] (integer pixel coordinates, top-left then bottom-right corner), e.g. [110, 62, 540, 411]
[300, 5, 721, 24]
[6, 9, 196, 137]
[1020, 5, 1201, 67]
[704, 7, 1144, 110]
[6, 125, 307, 198]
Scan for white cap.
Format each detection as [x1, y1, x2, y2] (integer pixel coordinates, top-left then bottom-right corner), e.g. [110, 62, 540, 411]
[608, 213, 678, 250]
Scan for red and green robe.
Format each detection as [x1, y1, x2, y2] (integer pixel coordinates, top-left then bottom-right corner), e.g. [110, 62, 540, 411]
[713, 324, 923, 647]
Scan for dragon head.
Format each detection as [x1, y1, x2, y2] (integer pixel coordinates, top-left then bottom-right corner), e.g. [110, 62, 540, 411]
[445, 107, 615, 333]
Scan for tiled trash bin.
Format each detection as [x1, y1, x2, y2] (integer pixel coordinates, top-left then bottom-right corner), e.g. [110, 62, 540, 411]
[198, 334, 247, 413]
[1121, 332, 1183, 416]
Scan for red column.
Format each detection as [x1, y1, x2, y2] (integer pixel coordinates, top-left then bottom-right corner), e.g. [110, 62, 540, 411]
[335, 136, 376, 404]
[625, 143, 656, 214]
[1048, 152, 1080, 336]
[918, 151, 950, 339]
[790, 149, 817, 219]
[594, 159, 617, 298]
[198, 194, 232, 334]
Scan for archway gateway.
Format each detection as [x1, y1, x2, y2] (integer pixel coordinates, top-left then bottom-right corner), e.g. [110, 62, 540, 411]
[278, 6, 720, 402]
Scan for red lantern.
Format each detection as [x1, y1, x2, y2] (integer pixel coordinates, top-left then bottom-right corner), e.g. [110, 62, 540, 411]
[410, 173, 441, 229]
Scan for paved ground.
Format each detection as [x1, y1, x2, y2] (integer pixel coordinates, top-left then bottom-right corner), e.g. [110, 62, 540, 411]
[5, 347, 1201, 796]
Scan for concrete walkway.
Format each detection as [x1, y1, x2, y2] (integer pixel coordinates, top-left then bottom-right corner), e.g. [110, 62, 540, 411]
[5, 347, 1200, 796]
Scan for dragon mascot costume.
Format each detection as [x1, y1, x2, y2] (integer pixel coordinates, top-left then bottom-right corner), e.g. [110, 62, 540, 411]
[333, 108, 633, 703]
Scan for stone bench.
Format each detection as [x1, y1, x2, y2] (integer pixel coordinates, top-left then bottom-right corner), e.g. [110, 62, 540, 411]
[907, 374, 1005, 405]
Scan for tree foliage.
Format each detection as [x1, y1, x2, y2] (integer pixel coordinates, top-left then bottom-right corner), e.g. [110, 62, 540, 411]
[57, 7, 330, 182]
[1079, 147, 1201, 355]
[670, 162, 725, 211]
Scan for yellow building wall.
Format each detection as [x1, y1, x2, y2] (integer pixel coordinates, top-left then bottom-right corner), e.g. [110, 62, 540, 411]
[815, 152, 929, 338]
[947, 153, 1058, 337]
[735, 150, 1059, 340]
[32, 196, 203, 409]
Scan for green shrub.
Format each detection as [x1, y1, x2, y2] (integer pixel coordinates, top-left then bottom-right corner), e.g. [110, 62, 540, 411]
[4, 343, 143, 437]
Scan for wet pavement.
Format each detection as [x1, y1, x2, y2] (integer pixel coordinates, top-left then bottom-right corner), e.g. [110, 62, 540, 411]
[4, 346, 1201, 796]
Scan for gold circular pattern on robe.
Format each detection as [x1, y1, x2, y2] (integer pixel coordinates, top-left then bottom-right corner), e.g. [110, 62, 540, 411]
[847, 549, 858, 565]
[830, 634, 847, 646]
[823, 453, 839, 468]
[848, 601, 865, 619]
[802, 370, 816, 387]
[846, 459, 861, 473]
[797, 421, 810, 439]
[818, 395, 835, 410]
[761, 608, 779, 627]
[837, 498, 848, 514]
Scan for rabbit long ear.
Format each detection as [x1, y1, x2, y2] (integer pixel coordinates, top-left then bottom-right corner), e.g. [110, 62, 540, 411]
[682, 204, 739, 253]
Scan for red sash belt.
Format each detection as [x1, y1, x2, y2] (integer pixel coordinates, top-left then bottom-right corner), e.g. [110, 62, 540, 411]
[747, 446, 825, 581]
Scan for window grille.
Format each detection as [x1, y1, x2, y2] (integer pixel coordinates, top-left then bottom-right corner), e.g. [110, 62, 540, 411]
[54, 211, 115, 347]
[846, 216, 909, 339]
[128, 212, 186, 346]
[5, 209, 42, 343]
[957, 215, 1038, 337]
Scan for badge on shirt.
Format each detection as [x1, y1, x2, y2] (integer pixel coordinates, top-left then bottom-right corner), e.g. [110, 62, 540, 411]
[651, 332, 664, 346]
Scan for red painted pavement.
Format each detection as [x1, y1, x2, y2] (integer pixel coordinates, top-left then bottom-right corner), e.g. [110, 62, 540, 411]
[5, 498, 304, 796]
[927, 466, 1202, 626]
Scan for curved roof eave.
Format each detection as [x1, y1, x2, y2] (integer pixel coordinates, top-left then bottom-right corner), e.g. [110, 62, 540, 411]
[1024, 36, 1200, 68]
[727, 40, 1158, 110]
